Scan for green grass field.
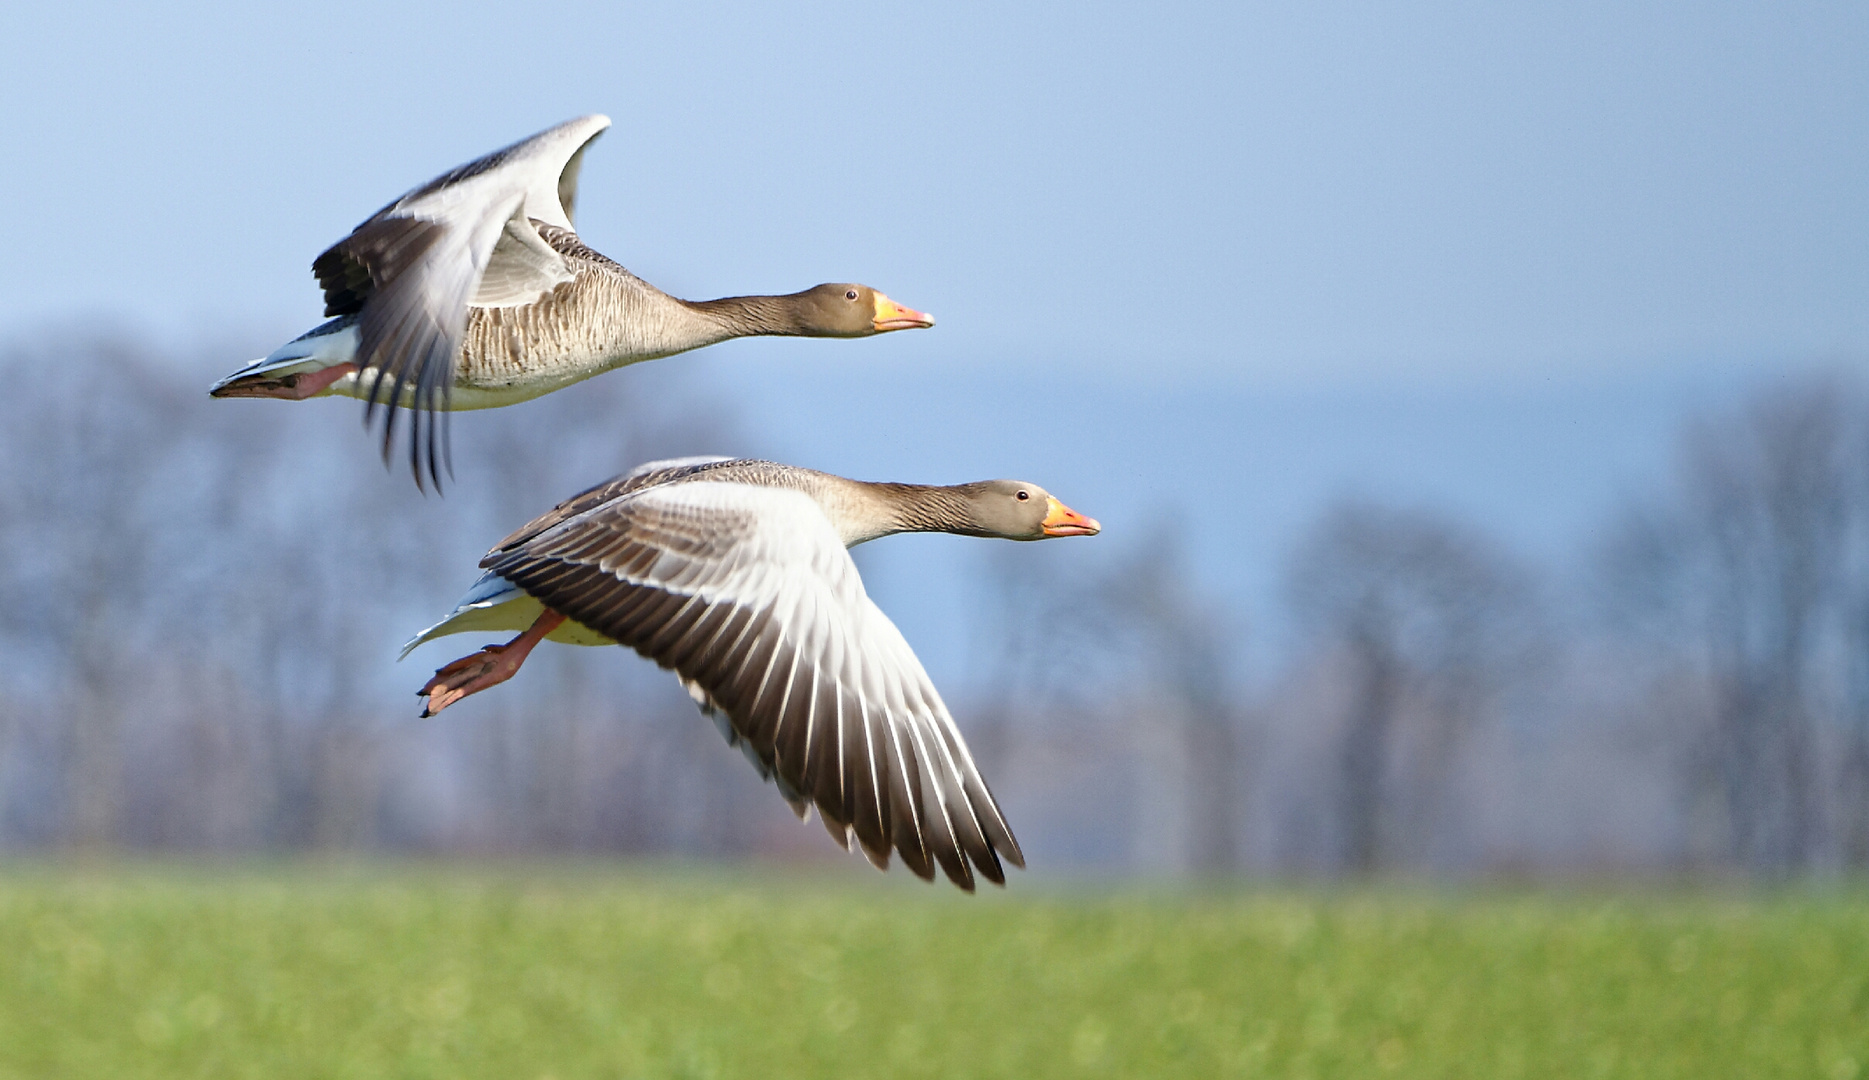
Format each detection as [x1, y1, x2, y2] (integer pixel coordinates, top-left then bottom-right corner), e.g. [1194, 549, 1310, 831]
[0, 865, 1863, 1079]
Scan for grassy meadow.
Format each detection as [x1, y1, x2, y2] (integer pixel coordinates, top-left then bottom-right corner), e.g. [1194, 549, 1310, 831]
[0, 865, 1863, 1079]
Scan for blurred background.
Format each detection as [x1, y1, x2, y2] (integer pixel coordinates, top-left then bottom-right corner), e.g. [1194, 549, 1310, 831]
[2, 0, 1866, 881]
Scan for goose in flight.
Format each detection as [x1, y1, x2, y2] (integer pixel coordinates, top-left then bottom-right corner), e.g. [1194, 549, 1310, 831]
[210, 116, 934, 490]
[401, 456, 1101, 889]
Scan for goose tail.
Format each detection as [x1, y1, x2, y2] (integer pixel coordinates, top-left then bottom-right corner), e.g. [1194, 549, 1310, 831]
[399, 571, 534, 660]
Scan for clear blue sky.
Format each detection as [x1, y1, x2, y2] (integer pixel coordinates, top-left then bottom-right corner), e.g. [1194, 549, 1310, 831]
[5, 0, 1863, 381]
[4, 0, 1865, 681]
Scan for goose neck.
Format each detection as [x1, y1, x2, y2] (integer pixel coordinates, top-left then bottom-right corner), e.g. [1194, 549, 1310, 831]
[836, 481, 981, 546]
[683, 294, 808, 338]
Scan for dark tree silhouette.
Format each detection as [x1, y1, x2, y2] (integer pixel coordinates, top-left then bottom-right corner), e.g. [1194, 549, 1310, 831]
[1286, 500, 1540, 874]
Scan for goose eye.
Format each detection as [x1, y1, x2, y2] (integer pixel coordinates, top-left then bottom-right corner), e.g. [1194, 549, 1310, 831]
[845, 289, 859, 301]
[1016, 491, 1030, 501]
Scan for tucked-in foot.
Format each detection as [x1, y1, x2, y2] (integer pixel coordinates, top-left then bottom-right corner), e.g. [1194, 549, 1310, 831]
[417, 609, 565, 716]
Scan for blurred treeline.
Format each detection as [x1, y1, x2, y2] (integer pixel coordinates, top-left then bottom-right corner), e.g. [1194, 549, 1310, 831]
[2, 337, 1866, 880]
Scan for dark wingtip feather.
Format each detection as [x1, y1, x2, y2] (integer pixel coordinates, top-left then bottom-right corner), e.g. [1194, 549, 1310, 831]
[902, 850, 937, 882]
[819, 812, 853, 851]
[331, 215, 459, 493]
[926, 810, 974, 890]
[971, 846, 1007, 886]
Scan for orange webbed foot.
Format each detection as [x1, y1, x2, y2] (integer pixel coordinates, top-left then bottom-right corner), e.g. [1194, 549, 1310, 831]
[418, 644, 523, 716]
[415, 609, 565, 717]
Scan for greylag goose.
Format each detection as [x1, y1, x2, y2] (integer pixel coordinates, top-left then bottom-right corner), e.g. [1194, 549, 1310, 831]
[209, 115, 933, 490]
[401, 456, 1101, 889]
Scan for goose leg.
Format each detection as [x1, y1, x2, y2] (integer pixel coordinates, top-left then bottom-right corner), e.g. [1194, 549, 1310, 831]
[418, 609, 566, 717]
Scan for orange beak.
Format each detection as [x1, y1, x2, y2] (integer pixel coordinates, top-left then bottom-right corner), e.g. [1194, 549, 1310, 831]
[1041, 496, 1101, 537]
[871, 292, 935, 332]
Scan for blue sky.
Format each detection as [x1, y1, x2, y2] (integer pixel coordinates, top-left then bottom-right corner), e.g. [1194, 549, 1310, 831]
[4, 0, 1865, 682]
[6, 1, 1863, 379]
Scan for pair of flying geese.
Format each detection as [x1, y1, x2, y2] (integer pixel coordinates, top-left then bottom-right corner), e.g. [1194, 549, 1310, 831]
[211, 115, 1100, 891]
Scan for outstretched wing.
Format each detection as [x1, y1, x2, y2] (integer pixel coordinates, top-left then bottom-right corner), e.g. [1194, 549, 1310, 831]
[311, 114, 612, 490]
[482, 480, 1025, 890]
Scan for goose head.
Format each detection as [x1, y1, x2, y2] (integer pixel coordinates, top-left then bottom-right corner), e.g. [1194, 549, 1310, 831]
[794, 284, 935, 336]
[960, 480, 1102, 540]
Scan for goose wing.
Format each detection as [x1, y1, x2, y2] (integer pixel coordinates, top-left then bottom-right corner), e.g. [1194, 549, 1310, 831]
[488, 456, 737, 554]
[482, 480, 1024, 890]
[311, 114, 613, 490]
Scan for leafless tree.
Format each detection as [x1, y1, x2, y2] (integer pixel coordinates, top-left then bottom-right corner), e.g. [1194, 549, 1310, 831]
[0, 336, 190, 849]
[1601, 377, 1869, 875]
[13, 330, 1869, 884]
[968, 527, 1246, 875]
[0, 333, 754, 857]
[1284, 499, 1541, 875]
